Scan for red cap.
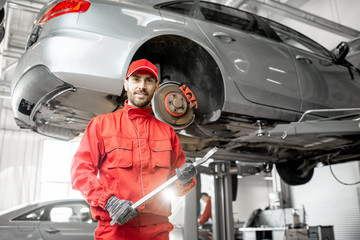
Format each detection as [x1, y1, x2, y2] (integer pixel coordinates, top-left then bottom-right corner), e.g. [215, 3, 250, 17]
[126, 59, 158, 81]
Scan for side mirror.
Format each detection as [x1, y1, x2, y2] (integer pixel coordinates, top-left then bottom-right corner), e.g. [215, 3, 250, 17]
[333, 41, 349, 63]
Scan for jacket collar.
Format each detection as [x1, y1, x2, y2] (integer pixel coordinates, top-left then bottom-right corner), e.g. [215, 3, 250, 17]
[124, 101, 152, 119]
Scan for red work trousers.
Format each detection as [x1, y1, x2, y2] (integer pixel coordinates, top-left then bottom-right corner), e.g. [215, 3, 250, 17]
[95, 221, 173, 240]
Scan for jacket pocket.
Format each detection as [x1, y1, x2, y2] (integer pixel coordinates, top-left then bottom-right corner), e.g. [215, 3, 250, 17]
[150, 140, 172, 169]
[104, 137, 133, 168]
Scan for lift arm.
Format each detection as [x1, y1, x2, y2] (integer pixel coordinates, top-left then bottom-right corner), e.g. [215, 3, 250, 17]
[268, 108, 360, 139]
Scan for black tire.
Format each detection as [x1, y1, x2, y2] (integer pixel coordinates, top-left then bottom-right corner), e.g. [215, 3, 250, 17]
[276, 160, 314, 185]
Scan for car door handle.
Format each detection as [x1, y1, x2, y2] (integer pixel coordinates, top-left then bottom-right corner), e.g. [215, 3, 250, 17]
[213, 32, 236, 43]
[45, 228, 60, 234]
[295, 55, 312, 64]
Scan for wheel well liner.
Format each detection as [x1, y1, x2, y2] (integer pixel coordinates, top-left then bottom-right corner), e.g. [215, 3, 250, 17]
[132, 35, 225, 121]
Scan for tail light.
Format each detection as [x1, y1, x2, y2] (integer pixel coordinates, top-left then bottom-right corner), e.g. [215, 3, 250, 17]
[39, 0, 91, 24]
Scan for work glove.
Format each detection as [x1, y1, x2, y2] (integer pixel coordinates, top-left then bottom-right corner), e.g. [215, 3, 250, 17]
[176, 162, 197, 185]
[105, 196, 139, 225]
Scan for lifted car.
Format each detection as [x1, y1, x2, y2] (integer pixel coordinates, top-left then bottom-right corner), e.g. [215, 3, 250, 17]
[11, 0, 360, 185]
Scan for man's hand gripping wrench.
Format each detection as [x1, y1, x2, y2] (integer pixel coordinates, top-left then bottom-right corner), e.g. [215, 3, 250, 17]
[110, 147, 218, 226]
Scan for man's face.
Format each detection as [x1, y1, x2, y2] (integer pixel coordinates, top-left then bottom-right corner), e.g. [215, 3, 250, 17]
[124, 70, 159, 108]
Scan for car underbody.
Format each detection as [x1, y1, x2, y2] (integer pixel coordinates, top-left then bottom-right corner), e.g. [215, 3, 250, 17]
[12, 33, 360, 186]
[15, 73, 360, 185]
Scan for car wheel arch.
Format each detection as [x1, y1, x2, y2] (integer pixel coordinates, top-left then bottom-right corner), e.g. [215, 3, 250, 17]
[131, 34, 225, 125]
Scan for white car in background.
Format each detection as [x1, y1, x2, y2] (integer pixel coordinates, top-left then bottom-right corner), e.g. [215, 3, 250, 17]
[0, 199, 96, 240]
[0, 198, 207, 240]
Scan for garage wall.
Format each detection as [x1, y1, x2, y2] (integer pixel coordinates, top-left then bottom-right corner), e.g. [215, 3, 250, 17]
[0, 129, 45, 211]
[290, 161, 360, 240]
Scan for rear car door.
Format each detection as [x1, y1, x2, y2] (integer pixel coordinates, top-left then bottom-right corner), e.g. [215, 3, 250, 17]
[265, 19, 360, 112]
[192, 1, 301, 112]
[38, 202, 96, 240]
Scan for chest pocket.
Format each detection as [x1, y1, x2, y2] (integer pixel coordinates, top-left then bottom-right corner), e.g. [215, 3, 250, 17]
[104, 137, 133, 168]
[150, 140, 172, 169]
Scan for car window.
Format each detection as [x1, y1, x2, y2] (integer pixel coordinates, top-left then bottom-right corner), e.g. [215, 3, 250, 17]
[49, 203, 94, 223]
[264, 18, 331, 57]
[157, 1, 194, 16]
[197, 2, 268, 38]
[13, 202, 94, 223]
[13, 207, 45, 221]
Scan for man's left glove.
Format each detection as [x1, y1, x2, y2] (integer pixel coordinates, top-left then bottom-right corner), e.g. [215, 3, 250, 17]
[176, 162, 197, 185]
[105, 195, 139, 225]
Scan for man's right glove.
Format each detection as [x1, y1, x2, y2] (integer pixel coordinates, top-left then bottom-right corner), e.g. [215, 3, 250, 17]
[176, 162, 197, 185]
[105, 195, 139, 225]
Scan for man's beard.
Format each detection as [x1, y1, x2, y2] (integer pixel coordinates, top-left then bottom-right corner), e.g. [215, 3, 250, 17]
[127, 90, 155, 108]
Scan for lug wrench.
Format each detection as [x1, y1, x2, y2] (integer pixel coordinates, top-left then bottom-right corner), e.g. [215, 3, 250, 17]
[110, 147, 218, 226]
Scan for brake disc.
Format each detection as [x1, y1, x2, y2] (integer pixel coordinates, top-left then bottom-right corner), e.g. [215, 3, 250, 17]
[152, 82, 195, 129]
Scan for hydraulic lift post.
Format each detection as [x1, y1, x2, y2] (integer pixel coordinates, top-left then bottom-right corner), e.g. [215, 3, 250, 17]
[197, 160, 265, 240]
[210, 161, 235, 240]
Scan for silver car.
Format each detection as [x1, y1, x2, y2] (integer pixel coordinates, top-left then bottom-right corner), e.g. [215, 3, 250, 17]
[11, 0, 360, 185]
[0, 199, 96, 240]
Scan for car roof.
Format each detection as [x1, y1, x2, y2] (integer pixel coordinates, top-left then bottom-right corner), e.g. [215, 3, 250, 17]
[0, 198, 87, 218]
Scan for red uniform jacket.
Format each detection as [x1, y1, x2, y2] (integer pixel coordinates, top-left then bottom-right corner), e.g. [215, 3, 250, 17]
[70, 103, 195, 226]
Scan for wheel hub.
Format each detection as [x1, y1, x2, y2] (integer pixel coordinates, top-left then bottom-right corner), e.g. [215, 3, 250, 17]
[164, 92, 188, 117]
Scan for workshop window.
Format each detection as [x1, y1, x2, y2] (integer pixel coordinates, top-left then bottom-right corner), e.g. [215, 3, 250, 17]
[40, 140, 81, 200]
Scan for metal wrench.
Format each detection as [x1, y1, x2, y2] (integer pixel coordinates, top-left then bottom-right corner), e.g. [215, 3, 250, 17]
[110, 147, 218, 226]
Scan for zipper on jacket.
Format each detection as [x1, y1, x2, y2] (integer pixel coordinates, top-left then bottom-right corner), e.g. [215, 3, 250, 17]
[136, 118, 146, 212]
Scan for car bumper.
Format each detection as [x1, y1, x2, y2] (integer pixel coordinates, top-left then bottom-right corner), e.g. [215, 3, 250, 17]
[11, 65, 67, 128]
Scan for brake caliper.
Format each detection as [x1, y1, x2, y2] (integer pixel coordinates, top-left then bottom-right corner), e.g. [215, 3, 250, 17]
[179, 84, 198, 109]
